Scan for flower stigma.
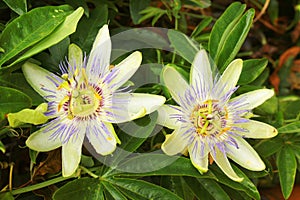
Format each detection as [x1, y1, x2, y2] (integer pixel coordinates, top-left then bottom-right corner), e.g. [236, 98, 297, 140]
[191, 99, 229, 137]
[57, 68, 103, 120]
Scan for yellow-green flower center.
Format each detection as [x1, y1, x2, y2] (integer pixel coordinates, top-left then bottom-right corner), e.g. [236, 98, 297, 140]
[191, 100, 229, 136]
[70, 88, 101, 117]
[57, 68, 103, 120]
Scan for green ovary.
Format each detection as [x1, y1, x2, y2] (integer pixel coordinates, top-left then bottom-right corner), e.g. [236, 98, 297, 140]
[70, 88, 101, 117]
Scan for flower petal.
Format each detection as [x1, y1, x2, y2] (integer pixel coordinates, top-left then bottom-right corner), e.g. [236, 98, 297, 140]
[108, 51, 142, 90]
[190, 50, 213, 100]
[212, 148, 243, 182]
[61, 129, 85, 177]
[68, 43, 83, 72]
[22, 62, 62, 100]
[213, 59, 243, 99]
[229, 89, 274, 110]
[235, 120, 278, 138]
[157, 105, 182, 129]
[226, 136, 265, 171]
[86, 24, 111, 78]
[110, 92, 165, 123]
[26, 127, 62, 152]
[161, 128, 190, 156]
[86, 121, 117, 155]
[163, 66, 189, 105]
[188, 137, 208, 173]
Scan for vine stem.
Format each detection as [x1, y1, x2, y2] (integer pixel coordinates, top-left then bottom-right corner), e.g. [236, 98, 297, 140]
[7, 176, 75, 195]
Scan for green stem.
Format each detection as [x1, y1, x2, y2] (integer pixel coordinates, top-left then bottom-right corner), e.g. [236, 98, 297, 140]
[9, 176, 74, 195]
[79, 166, 98, 178]
[171, 15, 179, 63]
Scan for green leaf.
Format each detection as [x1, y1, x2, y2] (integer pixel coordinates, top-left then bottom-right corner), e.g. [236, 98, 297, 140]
[0, 86, 31, 120]
[255, 136, 284, 157]
[184, 0, 211, 8]
[110, 178, 183, 200]
[0, 73, 43, 106]
[162, 176, 194, 199]
[0, 140, 5, 153]
[183, 176, 211, 199]
[277, 146, 297, 199]
[209, 2, 245, 63]
[102, 112, 158, 169]
[101, 181, 127, 200]
[267, 0, 279, 24]
[191, 17, 213, 38]
[65, 0, 89, 17]
[112, 154, 216, 179]
[278, 121, 300, 134]
[3, 7, 84, 70]
[71, 5, 108, 53]
[129, 0, 151, 24]
[168, 29, 199, 64]
[208, 2, 254, 71]
[238, 58, 268, 85]
[53, 178, 104, 200]
[7, 103, 48, 127]
[138, 7, 169, 25]
[3, 0, 27, 15]
[210, 164, 260, 200]
[218, 9, 254, 71]
[0, 192, 14, 200]
[185, 176, 231, 200]
[0, 5, 73, 67]
[80, 155, 94, 168]
[279, 97, 300, 120]
[254, 95, 278, 115]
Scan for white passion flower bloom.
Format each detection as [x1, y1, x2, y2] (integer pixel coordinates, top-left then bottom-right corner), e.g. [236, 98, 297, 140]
[23, 25, 165, 177]
[157, 50, 277, 182]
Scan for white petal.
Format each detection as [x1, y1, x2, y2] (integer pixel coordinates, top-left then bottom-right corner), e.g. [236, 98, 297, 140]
[213, 59, 243, 99]
[188, 137, 209, 173]
[108, 51, 142, 90]
[161, 128, 190, 156]
[190, 50, 213, 99]
[235, 120, 278, 138]
[68, 43, 83, 72]
[226, 136, 265, 171]
[212, 148, 243, 182]
[157, 105, 182, 129]
[61, 129, 85, 177]
[86, 24, 111, 78]
[110, 93, 165, 123]
[22, 62, 62, 100]
[86, 121, 117, 155]
[163, 66, 189, 105]
[26, 127, 62, 152]
[229, 89, 274, 110]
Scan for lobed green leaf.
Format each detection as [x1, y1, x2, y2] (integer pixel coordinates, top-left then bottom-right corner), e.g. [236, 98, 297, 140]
[53, 178, 104, 200]
[109, 178, 183, 200]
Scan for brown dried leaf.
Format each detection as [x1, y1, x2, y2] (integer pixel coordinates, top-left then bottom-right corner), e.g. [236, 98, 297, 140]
[32, 148, 62, 178]
[270, 46, 300, 93]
